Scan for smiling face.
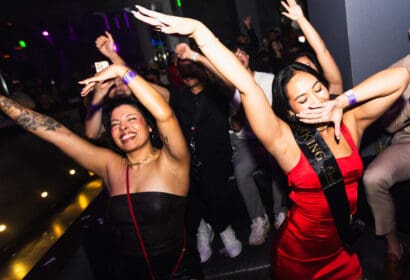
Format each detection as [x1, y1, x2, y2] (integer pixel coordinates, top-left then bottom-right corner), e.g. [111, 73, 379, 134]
[286, 71, 330, 115]
[110, 104, 152, 153]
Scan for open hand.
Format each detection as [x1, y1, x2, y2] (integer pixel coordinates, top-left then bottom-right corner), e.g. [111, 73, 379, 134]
[132, 5, 198, 36]
[296, 99, 344, 140]
[281, 0, 304, 21]
[79, 64, 123, 96]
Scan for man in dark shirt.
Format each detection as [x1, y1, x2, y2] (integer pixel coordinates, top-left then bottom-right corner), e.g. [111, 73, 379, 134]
[170, 59, 242, 263]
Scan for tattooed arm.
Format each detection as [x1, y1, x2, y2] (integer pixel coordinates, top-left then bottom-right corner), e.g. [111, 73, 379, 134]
[0, 95, 114, 179]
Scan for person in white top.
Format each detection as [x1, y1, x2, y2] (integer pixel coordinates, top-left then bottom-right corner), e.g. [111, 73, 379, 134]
[230, 46, 288, 245]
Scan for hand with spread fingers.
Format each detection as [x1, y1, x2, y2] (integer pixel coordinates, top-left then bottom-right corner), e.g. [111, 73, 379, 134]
[281, 0, 304, 21]
[79, 64, 123, 96]
[296, 99, 344, 140]
[132, 5, 198, 36]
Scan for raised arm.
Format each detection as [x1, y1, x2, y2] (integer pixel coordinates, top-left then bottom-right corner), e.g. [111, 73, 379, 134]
[80, 64, 189, 165]
[84, 80, 114, 139]
[96, 31, 126, 65]
[297, 66, 410, 140]
[96, 31, 170, 101]
[132, 6, 292, 156]
[282, 0, 343, 94]
[0, 95, 114, 180]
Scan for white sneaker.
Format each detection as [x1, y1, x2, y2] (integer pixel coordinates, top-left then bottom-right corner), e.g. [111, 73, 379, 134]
[249, 214, 270, 246]
[197, 219, 214, 263]
[219, 225, 242, 258]
[274, 212, 286, 230]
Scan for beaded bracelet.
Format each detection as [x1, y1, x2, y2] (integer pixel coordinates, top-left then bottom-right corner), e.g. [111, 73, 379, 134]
[344, 89, 357, 106]
[121, 69, 137, 85]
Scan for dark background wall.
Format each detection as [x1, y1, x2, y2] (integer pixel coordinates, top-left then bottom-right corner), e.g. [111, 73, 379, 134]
[307, 0, 410, 89]
[181, 0, 240, 45]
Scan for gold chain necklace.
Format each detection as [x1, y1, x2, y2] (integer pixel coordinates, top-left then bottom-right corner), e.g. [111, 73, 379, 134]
[126, 149, 157, 167]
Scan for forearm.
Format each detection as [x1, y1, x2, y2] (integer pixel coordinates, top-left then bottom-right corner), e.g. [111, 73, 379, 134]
[191, 22, 257, 96]
[0, 95, 65, 138]
[149, 83, 170, 103]
[190, 22, 282, 145]
[84, 108, 104, 139]
[297, 17, 326, 55]
[2, 92, 110, 178]
[297, 17, 342, 91]
[196, 53, 234, 88]
[121, 66, 174, 121]
[335, 66, 409, 123]
[105, 51, 126, 65]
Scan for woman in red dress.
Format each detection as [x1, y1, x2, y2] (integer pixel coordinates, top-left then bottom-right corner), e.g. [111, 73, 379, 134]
[132, 5, 409, 280]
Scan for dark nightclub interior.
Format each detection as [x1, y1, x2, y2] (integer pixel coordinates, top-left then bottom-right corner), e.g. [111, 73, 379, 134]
[0, 0, 409, 279]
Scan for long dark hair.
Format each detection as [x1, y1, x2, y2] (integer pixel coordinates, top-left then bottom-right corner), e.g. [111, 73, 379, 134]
[102, 96, 162, 155]
[272, 62, 329, 123]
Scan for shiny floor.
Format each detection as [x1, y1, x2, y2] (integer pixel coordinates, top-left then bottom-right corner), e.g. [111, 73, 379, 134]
[0, 111, 409, 280]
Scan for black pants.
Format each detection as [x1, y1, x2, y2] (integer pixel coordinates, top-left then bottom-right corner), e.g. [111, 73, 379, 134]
[185, 158, 237, 235]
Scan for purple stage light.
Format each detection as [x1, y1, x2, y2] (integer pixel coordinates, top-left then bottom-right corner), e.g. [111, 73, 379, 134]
[42, 30, 49, 37]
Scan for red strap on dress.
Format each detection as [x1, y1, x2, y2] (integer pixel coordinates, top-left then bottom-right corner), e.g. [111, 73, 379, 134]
[125, 165, 186, 280]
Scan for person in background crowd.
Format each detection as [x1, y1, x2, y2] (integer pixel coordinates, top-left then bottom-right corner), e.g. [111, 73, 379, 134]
[363, 54, 410, 280]
[132, 5, 409, 279]
[175, 41, 288, 246]
[168, 56, 242, 263]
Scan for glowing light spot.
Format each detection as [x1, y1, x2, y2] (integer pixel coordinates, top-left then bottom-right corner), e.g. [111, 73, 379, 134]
[69, 169, 76, 175]
[85, 179, 103, 189]
[298, 35, 306, 43]
[18, 40, 27, 48]
[0, 224, 7, 232]
[41, 191, 48, 198]
[42, 30, 49, 37]
[78, 194, 89, 210]
[52, 223, 63, 237]
[12, 262, 29, 279]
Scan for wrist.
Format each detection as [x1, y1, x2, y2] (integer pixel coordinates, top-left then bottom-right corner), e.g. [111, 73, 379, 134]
[343, 89, 357, 106]
[191, 52, 199, 62]
[88, 103, 102, 112]
[121, 68, 138, 85]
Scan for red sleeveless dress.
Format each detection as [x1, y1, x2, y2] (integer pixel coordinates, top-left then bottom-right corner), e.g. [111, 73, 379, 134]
[272, 124, 363, 279]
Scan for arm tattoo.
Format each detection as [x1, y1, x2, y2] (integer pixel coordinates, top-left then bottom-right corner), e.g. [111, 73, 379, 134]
[17, 111, 62, 131]
[0, 96, 62, 132]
